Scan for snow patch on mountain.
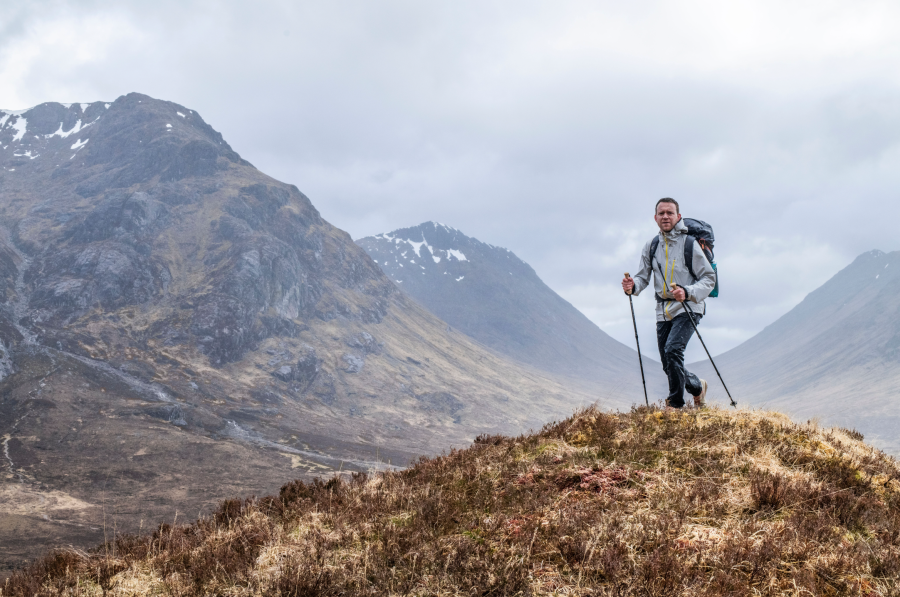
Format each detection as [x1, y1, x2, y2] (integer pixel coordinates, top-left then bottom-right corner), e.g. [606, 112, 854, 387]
[2, 103, 109, 147]
[46, 119, 88, 139]
[362, 224, 475, 276]
[10, 117, 27, 142]
[408, 240, 426, 257]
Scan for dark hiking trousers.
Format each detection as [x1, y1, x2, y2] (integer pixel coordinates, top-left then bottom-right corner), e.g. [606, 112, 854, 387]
[657, 312, 703, 408]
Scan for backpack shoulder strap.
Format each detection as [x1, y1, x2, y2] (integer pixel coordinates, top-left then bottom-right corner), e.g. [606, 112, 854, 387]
[683, 235, 697, 281]
[649, 236, 660, 273]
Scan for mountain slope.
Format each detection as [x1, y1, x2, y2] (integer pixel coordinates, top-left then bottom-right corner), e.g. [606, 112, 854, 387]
[692, 249, 900, 451]
[6, 405, 900, 596]
[357, 222, 664, 398]
[0, 96, 601, 571]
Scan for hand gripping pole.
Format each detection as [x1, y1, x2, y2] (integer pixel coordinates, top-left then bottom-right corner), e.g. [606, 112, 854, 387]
[624, 274, 649, 406]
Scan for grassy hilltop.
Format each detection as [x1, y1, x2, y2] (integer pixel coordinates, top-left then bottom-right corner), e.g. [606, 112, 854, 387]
[4, 405, 900, 596]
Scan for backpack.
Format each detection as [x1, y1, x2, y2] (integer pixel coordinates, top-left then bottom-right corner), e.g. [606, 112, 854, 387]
[649, 217, 719, 298]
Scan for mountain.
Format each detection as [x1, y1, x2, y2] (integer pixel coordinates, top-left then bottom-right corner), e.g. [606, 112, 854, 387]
[691, 249, 900, 451]
[356, 222, 664, 397]
[8, 405, 900, 595]
[0, 95, 600, 571]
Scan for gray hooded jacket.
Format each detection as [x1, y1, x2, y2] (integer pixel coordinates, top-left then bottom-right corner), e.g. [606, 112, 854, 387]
[630, 219, 716, 321]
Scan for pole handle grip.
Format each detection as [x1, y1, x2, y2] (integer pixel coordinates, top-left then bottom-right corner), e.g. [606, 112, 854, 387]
[623, 273, 633, 295]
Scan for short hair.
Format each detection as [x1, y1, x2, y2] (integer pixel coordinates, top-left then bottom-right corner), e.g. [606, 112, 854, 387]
[655, 197, 680, 214]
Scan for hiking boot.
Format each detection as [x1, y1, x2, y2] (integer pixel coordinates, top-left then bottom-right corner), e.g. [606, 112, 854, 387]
[694, 379, 708, 408]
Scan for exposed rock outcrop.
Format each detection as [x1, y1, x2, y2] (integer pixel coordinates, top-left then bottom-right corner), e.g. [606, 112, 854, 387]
[0, 94, 605, 570]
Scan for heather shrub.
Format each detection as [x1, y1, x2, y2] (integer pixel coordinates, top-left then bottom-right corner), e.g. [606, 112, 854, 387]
[4, 405, 900, 596]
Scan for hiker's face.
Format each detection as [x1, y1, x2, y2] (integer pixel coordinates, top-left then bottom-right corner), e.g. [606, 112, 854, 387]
[654, 203, 681, 232]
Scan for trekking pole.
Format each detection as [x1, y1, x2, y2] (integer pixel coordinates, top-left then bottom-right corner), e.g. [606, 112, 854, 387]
[624, 273, 649, 406]
[671, 283, 737, 408]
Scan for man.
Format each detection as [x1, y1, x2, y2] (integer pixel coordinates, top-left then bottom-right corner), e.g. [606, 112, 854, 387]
[622, 198, 717, 409]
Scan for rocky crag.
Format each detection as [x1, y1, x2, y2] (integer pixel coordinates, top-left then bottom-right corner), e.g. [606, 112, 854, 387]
[0, 95, 599, 571]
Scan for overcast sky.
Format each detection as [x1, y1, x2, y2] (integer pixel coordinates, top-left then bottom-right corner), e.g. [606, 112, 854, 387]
[3, 0, 900, 362]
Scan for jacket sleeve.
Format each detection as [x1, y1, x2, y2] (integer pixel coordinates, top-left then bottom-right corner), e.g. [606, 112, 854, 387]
[631, 240, 653, 296]
[685, 241, 716, 303]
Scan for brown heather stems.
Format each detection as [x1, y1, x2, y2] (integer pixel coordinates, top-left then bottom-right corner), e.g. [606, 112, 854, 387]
[3, 405, 900, 596]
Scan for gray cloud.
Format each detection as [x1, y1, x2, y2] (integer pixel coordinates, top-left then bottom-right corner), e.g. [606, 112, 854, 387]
[2, 0, 900, 363]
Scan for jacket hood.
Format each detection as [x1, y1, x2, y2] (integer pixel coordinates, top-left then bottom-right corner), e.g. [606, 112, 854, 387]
[661, 218, 688, 241]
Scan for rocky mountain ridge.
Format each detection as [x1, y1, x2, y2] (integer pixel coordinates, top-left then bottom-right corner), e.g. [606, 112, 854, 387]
[357, 221, 664, 397]
[1, 97, 393, 364]
[0, 95, 600, 571]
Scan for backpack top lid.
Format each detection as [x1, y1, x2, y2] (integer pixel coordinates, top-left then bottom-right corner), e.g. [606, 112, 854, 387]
[681, 217, 715, 263]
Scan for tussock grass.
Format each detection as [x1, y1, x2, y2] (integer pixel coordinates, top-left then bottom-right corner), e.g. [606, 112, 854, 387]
[5, 405, 900, 596]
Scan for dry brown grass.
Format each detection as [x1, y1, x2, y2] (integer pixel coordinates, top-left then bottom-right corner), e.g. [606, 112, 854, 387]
[5, 405, 900, 596]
